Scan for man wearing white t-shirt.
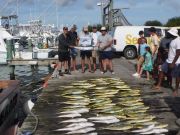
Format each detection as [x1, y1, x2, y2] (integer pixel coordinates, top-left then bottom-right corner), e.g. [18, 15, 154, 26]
[79, 26, 93, 73]
[155, 28, 180, 96]
[91, 25, 101, 72]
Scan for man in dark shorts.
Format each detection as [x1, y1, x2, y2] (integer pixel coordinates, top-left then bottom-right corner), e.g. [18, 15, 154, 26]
[97, 27, 114, 74]
[79, 26, 93, 73]
[57, 27, 73, 75]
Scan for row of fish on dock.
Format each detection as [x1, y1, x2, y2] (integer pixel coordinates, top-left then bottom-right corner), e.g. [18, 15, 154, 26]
[51, 78, 169, 135]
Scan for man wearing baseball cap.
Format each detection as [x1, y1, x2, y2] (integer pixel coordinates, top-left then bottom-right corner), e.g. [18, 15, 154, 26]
[69, 24, 78, 72]
[79, 26, 93, 73]
[91, 25, 101, 72]
[155, 28, 180, 96]
[57, 26, 73, 75]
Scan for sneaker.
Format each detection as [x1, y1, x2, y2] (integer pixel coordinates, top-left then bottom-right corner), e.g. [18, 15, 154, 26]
[111, 71, 115, 75]
[59, 70, 63, 76]
[101, 70, 107, 74]
[65, 70, 71, 75]
[135, 75, 141, 78]
[132, 73, 139, 77]
[101, 71, 105, 74]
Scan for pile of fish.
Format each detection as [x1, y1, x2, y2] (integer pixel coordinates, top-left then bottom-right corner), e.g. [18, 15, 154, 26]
[54, 78, 168, 135]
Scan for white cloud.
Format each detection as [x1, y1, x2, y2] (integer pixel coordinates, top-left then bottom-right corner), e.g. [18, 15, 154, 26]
[157, 0, 180, 11]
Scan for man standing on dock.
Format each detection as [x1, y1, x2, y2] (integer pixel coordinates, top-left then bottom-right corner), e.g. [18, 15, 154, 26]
[97, 27, 114, 74]
[57, 27, 73, 76]
[69, 25, 78, 72]
[91, 25, 101, 72]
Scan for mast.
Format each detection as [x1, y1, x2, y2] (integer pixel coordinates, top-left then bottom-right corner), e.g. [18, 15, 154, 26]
[56, 1, 59, 28]
[16, 0, 19, 16]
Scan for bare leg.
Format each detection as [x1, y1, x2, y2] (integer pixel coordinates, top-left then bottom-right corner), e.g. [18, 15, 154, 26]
[93, 57, 96, 71]
[139, 68, 143, 78]
[146, 71, 150, 80]
[99, 57, 103, 71]
[74, 58, 77, 71]
[102, 59, 105, 71]
[64, 61, 68, 71]
[81, 58, 85, 72]
[109, 59, 113, 71]
[87, 58, 92, 72]
[103, 59, 108, 71]
[155, 71, 164, 90]
[57, 61, 62, 71]
[71, 57, 77, 71]
[173, 77, 180, 96]
[137, 64, 141, 74]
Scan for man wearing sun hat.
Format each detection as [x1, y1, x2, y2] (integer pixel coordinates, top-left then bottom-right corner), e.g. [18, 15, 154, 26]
[155, 27, 180, 96]
[97, 26, 114, 74]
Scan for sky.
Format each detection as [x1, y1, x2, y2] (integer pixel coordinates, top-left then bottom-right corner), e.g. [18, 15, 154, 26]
[0, 0, 180, 29]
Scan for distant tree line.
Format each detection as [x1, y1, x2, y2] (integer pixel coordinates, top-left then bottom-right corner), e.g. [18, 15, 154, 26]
[144, 17, 180, 27]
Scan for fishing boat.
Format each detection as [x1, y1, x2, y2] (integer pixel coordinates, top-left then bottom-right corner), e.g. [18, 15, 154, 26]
[0, 80, 20, 135]
[0, 27, 13, 64]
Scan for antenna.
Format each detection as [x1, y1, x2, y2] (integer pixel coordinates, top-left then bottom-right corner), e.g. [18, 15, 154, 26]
[56, 0, 59, 28]
[16, 0, 19, 16]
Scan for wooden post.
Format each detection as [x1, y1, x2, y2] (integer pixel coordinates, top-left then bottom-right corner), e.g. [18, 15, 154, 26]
[10, 65, 15, 80]
[46, 38, 49, 48]
[28, 38, 32, 51]
[6, 39, 13, 60]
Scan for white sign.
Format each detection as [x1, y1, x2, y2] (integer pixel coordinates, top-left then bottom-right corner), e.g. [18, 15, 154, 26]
[79, 37, 92, 47]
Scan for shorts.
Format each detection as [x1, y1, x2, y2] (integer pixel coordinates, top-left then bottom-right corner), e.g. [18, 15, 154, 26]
[138, 56, 144, 65]
[58, 51, 70, 62]
[171, 64, 180, 78]
[100, 51, 113, 60]
[70, 48, 78, 58]
[161, 62, 180, 78]
[80, 51, 92, 59]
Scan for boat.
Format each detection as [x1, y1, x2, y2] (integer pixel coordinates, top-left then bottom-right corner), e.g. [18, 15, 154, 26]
[0, 80, 20, 135]
[0, 27, 13, 64]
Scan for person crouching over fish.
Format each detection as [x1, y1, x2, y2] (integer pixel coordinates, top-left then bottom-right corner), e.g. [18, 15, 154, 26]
[97, 27, 114, 74]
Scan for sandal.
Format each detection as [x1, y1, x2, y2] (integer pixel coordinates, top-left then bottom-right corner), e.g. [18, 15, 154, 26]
[173, 91, 178, 97]
[82, 70, 85, 73]
[152, 85, 161, 90]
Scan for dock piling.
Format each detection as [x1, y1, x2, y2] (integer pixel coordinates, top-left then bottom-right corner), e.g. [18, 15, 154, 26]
[6, 39, 13, 60]
[10, 65, 15, 80]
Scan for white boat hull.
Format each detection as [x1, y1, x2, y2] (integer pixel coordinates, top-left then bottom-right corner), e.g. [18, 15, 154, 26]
[0, 52, 7, 64]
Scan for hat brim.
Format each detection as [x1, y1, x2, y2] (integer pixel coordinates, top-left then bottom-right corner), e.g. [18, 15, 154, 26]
[168, 31, 179, 37]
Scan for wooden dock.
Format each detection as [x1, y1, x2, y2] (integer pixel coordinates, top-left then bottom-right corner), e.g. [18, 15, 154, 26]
[7, 58, 58, 66]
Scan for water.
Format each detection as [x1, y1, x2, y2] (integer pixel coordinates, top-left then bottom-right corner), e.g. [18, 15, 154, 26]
[0, 65, 50, 96]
